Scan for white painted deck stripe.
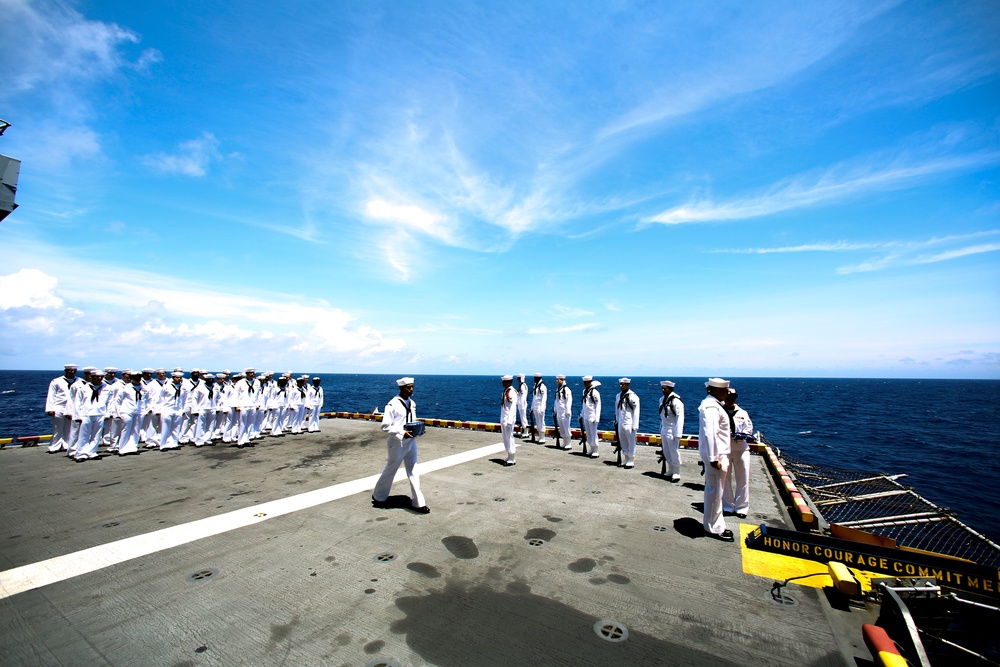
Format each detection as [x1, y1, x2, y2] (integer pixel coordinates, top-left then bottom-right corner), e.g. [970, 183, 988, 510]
[0, 441, 506, 600]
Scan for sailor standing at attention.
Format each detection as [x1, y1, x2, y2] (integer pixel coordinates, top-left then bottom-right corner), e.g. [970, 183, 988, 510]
[372, 377, 430, 513]
[74, 369, 111, 461]
[115, 371, 145, 455]
[553, 375, 573, 450]
[699, 378, 733, 541]
[146, 368, 169, 448]
[723, 388, 754, 519]
[139, 368, 156, 444]
[500, 375, 518, 466]
[233, 368, 259, 447]
[515, 374, 529, 438]
[615, 378, 640, 469]
[658, 380, 684, 482]
[530, 373, 548, 443]
[581, 376, 602, 459]
[308, 377, 324, 432]
[160, 371, 188, 451]
[45, 364, 78, 453]
[101, 367, 124, 450]
[66, 367, 95, 459]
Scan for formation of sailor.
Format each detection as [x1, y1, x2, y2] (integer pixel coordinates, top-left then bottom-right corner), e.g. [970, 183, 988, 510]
[499, 375, 518, 465]
[44, 365, 328, 462]
[699, 378, 734, 541]
[658, 381, 684, 482]
[723, 388, 754, 519]
[553, 375, 572, 450]
[372, 377, 430, 513]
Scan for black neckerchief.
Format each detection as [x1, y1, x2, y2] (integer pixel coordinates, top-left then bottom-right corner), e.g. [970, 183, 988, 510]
[533, 381, 545, 395]
[393, 396, 413, 422]
[660, 393, 679, 416]
[617, 391, 634, 410]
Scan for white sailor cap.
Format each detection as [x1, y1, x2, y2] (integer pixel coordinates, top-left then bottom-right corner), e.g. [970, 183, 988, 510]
[283, 372, 293, 378]
[244, 367, 255, 373]
[172, 371, 184, 377]
[556, 374, 565, 380]
[64, 363, 79, 370]
[396, 377, 415, 387]
[104, 366, 118, 373]
[222, 369, 231, 375]
[517, 373, 525, 378]
[123, 369, 134, 375]
[312, 376, 320, 381]
[142, 367, 154, 373]
[215, 372, 226, 379]
[705, 377, 730, 389]
[591, 380, 602, 387]
[501, 374, 513, 381]
[82, 366, 97, 372]
[204, 374, 215, 381]
[728, 388, 738, 396]
[582, 375, 593, 381]
[91, 369, 105, 377]
[173, 367, 183, 372]
[156, 367, 166, 373]
[533, 373, 542, 378]
[660, 380, 675, 388]
[619, 377, 631, 384]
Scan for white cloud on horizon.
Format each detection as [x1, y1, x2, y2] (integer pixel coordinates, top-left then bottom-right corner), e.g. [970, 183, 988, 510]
[141, 132, 223, 177]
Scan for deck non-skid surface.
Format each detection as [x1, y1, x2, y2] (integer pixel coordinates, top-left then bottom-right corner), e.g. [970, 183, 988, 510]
[1, 420, 852, 666]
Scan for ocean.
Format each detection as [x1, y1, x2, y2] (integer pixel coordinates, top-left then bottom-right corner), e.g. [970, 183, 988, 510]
[3, 371, 997, 543]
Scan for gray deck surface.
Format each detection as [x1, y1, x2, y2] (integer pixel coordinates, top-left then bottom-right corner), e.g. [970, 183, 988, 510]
[0, 419, 861, 666]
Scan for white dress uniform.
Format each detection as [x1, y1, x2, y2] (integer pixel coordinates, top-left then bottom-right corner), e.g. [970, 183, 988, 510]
[101, 373, 125, 448]
[581, 378, 602, 458]
[515, 376, 529, 437]
[373, 380, 426, 509]
[289, 380, 308, 433]
[65, 372, 89, 458]
[179, 376, 200, 444]
[614, 380, 640, 468]
[232, 373, 260, 446]
[75, 379, 112, 460]
[307, 380, 323, 432]
[530, 376, 548, 443]
[500, 378, 518, 464]
[270, 382, 288, 436]
[723, 403, 754, 516]
[45, 370, 78, 452]
[698, 384, 732, 538]
[553, 378, 573, 450]
[139, 371, 156, 443]
[188, 380, 212, 445]
[160, 378, 188, 450]
[251, 378, 269, 438]
[115, 380, 146, 455]
[659, 384, 684, 481]
[146, 377, 170, 447]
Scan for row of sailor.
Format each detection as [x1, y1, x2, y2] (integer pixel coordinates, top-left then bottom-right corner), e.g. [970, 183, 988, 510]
[45, 364, 325, 461]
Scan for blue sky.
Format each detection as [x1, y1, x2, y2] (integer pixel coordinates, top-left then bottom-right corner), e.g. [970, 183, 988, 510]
[1, 0, 998, 378]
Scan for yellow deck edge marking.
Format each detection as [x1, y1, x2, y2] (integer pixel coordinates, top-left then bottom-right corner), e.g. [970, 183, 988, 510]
[740, 524, 877, 591]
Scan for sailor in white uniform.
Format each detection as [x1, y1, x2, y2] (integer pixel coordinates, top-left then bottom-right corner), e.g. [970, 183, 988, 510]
[179, 369, 202, 444]
[530, 373, 548, 443]
[699, 378, 733, 541]
[658, 380, 684, 482]
[160, 371, 188, 451]
[723, 388, 754, 519]
[232, 368, 259, 447]
[139, 368, 156, 443]
[74, 369, 111, 461]
[101, 367, 124, 449]
[115, 371, 146, 455]
[553, 375, 573, 450]
[45, 364, 79, 453]
[307, 377, 323, 432]
[146, 369, 169, 448]
[214, 372, 231, 440]
[614, 378, 640, 468]
[500, 375, 518, 465]
[65, 366, 95, 458]
[515, 374, 529, 437]
[372, 377, 429, 513]
[270, 376, 289, 436]
[188, 374, 212, 446]
[581, 376, 602, 458]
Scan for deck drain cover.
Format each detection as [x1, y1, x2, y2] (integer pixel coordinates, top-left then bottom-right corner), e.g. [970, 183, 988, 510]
[101, 521, 121, 528]
[254, 512, 267, 518]
[473, 472, 483, 476]
[526, 538, 546, 547]
[494, 497, 506, 502]
[365, 659, 399, 667]
[768, 590, 798, 607]
[373, 553, 397, 563]
[652, 525, 669, 532]
[594, 619, 629, 642]
[186, 568, 218, 583]
[591, 490, 602, 495]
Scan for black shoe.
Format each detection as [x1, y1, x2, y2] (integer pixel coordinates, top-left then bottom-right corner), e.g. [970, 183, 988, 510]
[411, 505, 431, 514]
[371, 495, 388, 509]
[736, 513, 747, 519]
[707, 529, 735, 542]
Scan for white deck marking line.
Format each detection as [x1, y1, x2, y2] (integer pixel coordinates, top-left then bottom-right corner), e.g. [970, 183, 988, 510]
[0, 441, 506, 600]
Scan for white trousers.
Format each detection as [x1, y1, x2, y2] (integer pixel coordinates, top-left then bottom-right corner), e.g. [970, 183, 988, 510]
[661, 431, 682, 469]
[271, 407, 286, 436]
[555, 411, 572, 448]
[501, 424, 515, 459]
[291, 405, 306, 433]
[585, 420, 599, 455]
[48, 413, 71, 452]
[516, 402, 529, 435]
[723, 439, 751, 514]
[160, 413, 182, 449]
[703, 460, 729, 535]
[118, 412, 141, 454]
[307, 407, 320, 432]
[372, 437, 425, 508]
[531, 407, 546, 442]
[237, 409, 255, 445]
[617, 425, 637, 463]
[76, 416, 105, 459]
[66, 418, 81, 457]
[195, 412, 214, 445]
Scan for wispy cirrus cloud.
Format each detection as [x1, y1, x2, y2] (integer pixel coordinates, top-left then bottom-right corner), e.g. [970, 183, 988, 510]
[647, 149, 1000, 225]
[141, 132, 224, 177]
[552, 305, 594, 319]
[526, 323, 599, 335]
[716, 230, 1000, 273]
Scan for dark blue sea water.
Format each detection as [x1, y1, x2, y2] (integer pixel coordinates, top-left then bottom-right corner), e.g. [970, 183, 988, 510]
[3, 371, 998, 542]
